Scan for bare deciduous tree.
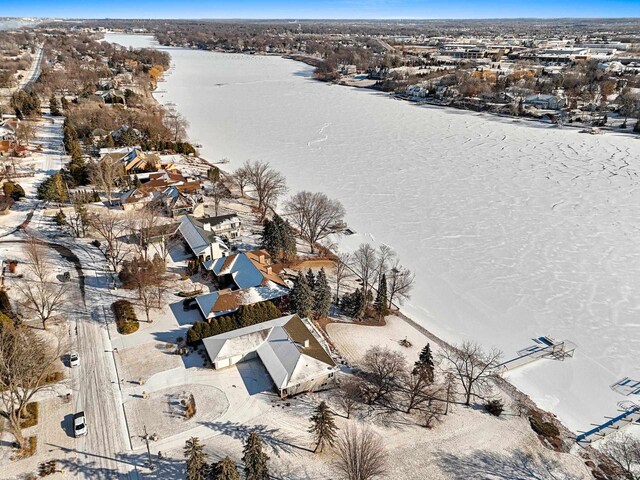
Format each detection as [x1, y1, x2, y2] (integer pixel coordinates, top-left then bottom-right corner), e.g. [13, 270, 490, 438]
[163, 108, 189, 143]
[439, 341, 502, 406]
[351, 243, 378, 312]
[285, 191, 345, 254]
[375, 245, 396, 284]
[232, 166, 250, 197]
[15, 121, 36, 146]
[337, 375, 362, 419]
[333, 252, 353, 304]
[210, 180, 229, 216]
[129, 205, 164, 262]
[87, 210, 130, 272]
[387, 261, 415, 309]
[601, 432, 640, 480]
[243, 160, 287, 221]
[360, 346, 406, 405]
[0, 325, 62, 448]
[17, 239, 68, 330]
[89, 157, 124, 206]
[399, 369, 438, 414]
[333, 424, 388, 480]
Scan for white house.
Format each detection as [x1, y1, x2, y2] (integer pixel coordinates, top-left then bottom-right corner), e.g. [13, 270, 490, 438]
[179, 214, 230, 263]
[202, 314, 338, 397]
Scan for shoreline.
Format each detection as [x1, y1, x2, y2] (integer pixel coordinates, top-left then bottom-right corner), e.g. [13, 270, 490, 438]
[148, 37, 638, 139]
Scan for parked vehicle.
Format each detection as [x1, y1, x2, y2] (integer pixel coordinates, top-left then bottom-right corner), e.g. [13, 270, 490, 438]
[69, 352, 79, 367]
[73, 412, 87, 437]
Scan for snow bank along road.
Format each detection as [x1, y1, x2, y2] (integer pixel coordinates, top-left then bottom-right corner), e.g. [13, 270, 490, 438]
[107, 33, 640, 434]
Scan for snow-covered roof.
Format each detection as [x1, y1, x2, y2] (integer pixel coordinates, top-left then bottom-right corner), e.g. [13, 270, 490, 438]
[202, 314, 337, 390]
[208, 250, 288, 289]
[195, 281, 290, 319]
[179, 215, 228, 257]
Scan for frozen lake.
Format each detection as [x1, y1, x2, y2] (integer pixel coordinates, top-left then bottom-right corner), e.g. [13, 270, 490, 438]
[107, 33, 640, 433]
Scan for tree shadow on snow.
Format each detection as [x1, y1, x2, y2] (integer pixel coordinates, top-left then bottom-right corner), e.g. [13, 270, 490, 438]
[437, 449, 585, 480]
[198, 420, 311, 457]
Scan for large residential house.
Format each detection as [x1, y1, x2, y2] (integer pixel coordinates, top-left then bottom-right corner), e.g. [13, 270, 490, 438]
[195, 250, 290, 320]
[119, 170, 201, 211]
[100, 147, 161, 174]
[523, 94, 565, 110]
[202, 314, 338, 398]
[179, 214, 232, 263]
[0, 119, 18, 141]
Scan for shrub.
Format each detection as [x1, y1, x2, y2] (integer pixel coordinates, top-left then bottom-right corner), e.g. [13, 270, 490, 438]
[13, 436, 37, 460]
[485, 399, 504, 417]
[91, 239, 101, 248]
[44, 371, 63, 384]
[112, 299, 140, 335]
[529, 414, 560, 438]
[19, 402, 39, 428]
[0, 289, 12, 318]
[3, 182, 24, 201]
[53, 210, 67, 226]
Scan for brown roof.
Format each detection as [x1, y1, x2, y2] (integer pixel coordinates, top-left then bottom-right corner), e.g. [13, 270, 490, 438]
[284, 315, 335, 367]
[211, 289, 242, 313]
[245, 250, 288, 288]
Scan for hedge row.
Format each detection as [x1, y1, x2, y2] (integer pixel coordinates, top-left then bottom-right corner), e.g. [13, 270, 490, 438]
[112, 300, 140, 335]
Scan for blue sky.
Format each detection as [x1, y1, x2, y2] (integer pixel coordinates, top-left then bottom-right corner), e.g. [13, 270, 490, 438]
[4, 0, 640, 19]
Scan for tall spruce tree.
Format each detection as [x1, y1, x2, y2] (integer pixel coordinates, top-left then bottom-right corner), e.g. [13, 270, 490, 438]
[374, 273, 390, 319]
[49, 94, 60, 116]
[242, 432, 269, 480]
[273, 214, 296, 261]
[209, 456, 240, 480]
[308, 400, 338, 453]
[261, 214, 296, 262]
[305, 269, 316, 291]
[413, 343, 435, 383]
[184, 436, 206, 480]
[313, 267, 332, 319]
[291, 272, 314, 319]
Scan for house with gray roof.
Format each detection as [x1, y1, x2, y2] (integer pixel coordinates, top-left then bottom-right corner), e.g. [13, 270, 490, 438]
[202, 314, 338, 397]
[179, 214, 231, 263]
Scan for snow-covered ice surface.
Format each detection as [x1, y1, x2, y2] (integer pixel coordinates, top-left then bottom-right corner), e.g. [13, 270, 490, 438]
[107, 33, 640, 433]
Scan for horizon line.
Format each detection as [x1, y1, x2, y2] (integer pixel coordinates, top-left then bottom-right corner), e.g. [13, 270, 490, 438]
[6, 16, 640, 21]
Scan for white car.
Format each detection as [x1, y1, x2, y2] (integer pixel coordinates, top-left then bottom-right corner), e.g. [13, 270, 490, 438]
[69, 352, 79, 367]
[73, 412, 87, 437]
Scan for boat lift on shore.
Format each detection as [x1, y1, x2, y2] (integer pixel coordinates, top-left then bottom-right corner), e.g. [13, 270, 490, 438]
[496, 336, 577, 373]
[575, 379, 640, 445]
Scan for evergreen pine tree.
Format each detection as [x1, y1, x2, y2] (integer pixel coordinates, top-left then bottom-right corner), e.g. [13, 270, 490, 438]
[209, 456, 240, 480]
[313, 267, 332, 319]
[305, 269, 316, 291]
[242, 432, 269, 480]
[291, 272, 314, 318]
[184, 436, 206, 480]
[0, 290, 12, 318]
[273, 214, 297, 261]
[308, 401, 338, 453]
[49, 94, 60, 116]
[260, 218, 281, 260]
[413, 343, 435, 383]
[374, 273, 389, 319]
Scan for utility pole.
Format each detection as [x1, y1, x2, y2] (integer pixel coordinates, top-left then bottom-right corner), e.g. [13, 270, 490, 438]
[142, 425, 154, 471]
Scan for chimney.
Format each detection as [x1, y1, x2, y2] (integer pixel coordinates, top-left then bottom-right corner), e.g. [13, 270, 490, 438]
[203, 222, 211, 231]
[303, 338, 310, 348]
[266, 266, 273, 275]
